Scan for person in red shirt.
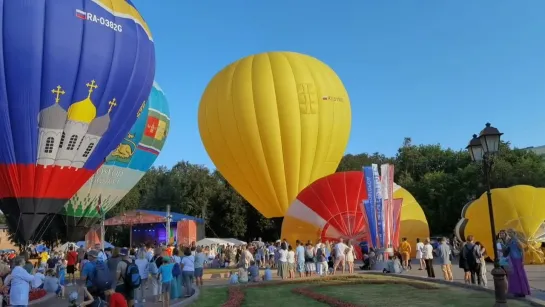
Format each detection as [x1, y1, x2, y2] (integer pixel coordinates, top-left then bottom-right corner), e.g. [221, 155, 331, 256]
[66, 245, 79, 285]
[105, 289, 128, 307]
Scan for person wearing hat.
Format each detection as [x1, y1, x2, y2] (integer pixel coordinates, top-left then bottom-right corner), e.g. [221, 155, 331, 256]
[115, 248, 135, 307]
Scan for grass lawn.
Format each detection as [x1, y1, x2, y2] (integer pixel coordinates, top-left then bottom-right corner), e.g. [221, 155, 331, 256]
[316, 283, 532, 307]
[190, 275, 533, 307]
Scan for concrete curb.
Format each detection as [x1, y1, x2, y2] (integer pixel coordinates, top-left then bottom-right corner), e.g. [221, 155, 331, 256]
[29, 293, 56, 305]
[171, 285, 200, 307]
[202, 269, 278, 280]
[363, 271, 545, 306]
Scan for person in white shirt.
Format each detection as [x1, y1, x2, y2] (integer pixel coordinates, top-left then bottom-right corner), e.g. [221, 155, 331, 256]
[277, 243, 289, 280]
[181, 248, 195, 298]
[287, 245, 296, 279]
[423, 238, 435, 278]
[135, 249, 150, 304]
[415, 238, 425, 270]
[333, 239, 348, 275]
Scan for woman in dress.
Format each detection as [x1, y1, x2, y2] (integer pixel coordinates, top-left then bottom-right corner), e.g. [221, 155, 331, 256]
[415, 238, 425, 270]
[505, 229, 531, 297]
[345, 240, 357, 274]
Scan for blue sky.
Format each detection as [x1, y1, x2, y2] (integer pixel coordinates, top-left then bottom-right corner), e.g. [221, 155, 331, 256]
[132, 0, 545, 169]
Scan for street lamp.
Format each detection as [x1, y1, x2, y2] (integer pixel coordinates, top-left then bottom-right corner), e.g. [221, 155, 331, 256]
[466, 123, 507, 306]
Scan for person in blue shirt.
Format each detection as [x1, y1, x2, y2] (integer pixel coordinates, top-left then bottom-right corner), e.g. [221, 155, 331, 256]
[81, 250, 98, 289]
[262, 266, 273, 281]
[295, 240, 306, 278]
[158, 256, 174, 307]
[248, 261, 259, 282]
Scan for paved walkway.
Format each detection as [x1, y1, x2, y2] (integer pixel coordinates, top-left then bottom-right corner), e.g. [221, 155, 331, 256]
[32, 280, 194, 307]
[398, 259, 545, 301]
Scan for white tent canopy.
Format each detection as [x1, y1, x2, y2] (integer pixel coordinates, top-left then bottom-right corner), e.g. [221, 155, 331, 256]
[196, 238, 246, 246]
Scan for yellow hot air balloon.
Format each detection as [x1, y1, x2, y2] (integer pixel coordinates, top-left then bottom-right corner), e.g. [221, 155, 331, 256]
[394, 184, 430, 257]
[456, 185, 545, 264]
[198, 52, 351, 217]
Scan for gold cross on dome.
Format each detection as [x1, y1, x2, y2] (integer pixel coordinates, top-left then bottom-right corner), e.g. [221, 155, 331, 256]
[51, 85, 65, 103]
[108, 98, 117, 113]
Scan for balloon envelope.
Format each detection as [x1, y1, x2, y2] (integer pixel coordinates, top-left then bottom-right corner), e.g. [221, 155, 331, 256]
[0, 0, 155, 241]
[393, 184, 430, 257]
[60, 82, 170, 240]
[199, 52, 351, 218]
[456, 185, 545, 264]
[282, 172, 430, 258]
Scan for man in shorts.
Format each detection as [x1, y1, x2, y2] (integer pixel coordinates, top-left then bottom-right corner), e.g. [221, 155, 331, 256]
[65, 245, 78, 286]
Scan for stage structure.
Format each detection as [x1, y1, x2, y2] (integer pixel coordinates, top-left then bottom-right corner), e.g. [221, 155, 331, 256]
[85, 209, 204, 247]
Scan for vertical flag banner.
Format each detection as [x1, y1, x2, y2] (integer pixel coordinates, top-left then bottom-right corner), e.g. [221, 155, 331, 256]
[372, 164, 384, 248]
[388, 165, 395, 245]
[363, 166, 377, 248]
[392, 198, 403, 248]
[380, 164, 390, 247]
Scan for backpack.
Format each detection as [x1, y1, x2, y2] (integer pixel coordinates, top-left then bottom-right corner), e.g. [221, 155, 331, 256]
[172, 263, 181, 277]
[89, 261, 112, 292]
[149, 257, 159, 275]
[123, 260, 141, 289]
[316, 247, 325, 262]
[304, 248, 313, 261]
[464, 244, 476, 266]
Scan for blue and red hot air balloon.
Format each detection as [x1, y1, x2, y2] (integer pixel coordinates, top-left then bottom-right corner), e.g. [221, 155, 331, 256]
[0, 0, 155, 241]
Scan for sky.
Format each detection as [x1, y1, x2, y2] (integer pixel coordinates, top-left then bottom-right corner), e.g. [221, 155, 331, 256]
[132, 0, 545, 169]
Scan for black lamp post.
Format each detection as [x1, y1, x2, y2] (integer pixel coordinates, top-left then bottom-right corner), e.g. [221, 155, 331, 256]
[466, 123, 507, 306]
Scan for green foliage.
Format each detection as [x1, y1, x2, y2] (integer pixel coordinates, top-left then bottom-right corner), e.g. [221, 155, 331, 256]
[4, 138, 545, 245]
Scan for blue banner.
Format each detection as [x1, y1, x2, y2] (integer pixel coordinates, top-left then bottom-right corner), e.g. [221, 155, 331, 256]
[363, 166, 377, 248]
[372, 164, 385, 248]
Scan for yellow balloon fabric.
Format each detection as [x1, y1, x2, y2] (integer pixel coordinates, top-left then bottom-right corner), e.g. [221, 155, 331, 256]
[393, 184, 431, 257]
[198, 52, 351, 217]
[457, 185, 545, 264]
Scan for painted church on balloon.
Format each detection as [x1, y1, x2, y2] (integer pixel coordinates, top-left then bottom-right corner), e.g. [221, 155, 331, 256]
[36, 80, 113, 169]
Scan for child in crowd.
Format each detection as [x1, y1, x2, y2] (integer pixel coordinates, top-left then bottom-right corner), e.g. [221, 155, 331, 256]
[262, 266, 273, 281]
[229, 271, 239, 284]
[327, 256, 335, 275]
[44, 269, 64, 298]
[57, 260, 67, 286]
[248, 261, 260, 282]
[238, 267, 248, 283]
[68, 287, 95, 307]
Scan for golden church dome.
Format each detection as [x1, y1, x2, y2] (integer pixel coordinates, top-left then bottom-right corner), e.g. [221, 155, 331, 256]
[67, 80, 98, 124]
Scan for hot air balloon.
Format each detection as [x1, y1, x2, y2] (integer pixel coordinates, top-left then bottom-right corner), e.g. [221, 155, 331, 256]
[281, 172, 430, 258]
[393, 184, 430, 257]
[0, 0, 155, 242]
[198, 52, 351, 218]
[56, 82, 170, 241]
[455, 185, 545, 264]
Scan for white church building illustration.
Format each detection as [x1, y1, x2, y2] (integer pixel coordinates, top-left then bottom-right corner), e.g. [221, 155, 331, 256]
[36, 81, 115, 169]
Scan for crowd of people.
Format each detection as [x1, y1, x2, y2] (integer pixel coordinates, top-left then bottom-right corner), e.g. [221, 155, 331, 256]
[0, 228, 533, 306]
[395, 229, 531, 298]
